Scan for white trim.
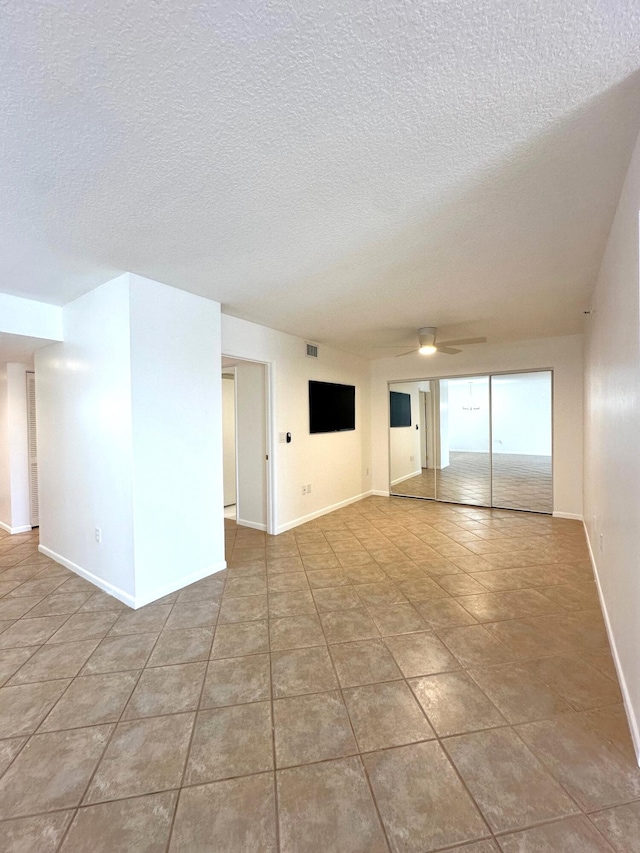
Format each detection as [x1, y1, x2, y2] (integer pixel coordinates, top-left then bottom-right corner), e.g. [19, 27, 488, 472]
[371, 489, 390, 497]
[552, 511, 584, 521]
[38, 545, 227, 610]
[277, 491, 374, 534]
[391, 470, 422, 486]
[0, 520, 32, 535]
[584, 526, 640, 766]
[38, 545, 136, 608]
[133, 560, 227, 609]
[237, 519, 267, 532]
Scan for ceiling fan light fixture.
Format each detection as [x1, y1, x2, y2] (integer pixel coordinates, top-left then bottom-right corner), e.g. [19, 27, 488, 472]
[419, 345, 437, 355]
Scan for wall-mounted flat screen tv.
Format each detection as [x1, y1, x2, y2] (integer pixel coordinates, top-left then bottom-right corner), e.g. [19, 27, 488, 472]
[390, 391, 411, 427]
[309, 381, 356, 433]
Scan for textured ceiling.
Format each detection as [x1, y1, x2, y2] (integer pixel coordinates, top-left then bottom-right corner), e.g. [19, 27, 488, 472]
[1, 1, 640, 357]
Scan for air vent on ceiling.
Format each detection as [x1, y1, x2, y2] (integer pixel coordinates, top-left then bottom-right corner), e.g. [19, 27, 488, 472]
[306, 342, 318, 359]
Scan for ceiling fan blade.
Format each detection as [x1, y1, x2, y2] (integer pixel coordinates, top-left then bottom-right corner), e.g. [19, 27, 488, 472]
[394, 349, 419, 357]
[435, 346, 462, 355]
[436, 337, 487, 347]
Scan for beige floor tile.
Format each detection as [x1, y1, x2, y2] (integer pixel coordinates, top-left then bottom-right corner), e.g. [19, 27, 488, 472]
[444, 727, 579, 833]
[590, 801, 640, 853]
[223, 575, 267, 598]
[0, 736, 27, 774]
[62, 791, 177, 852]
[212, 620, 269, 658]
[436, 574, 489, 596]
[169, 774, 276, 852]
[9, 640, 98, 686]
[306, 567, 349, 587]
[123, 662, 206, 718]
[410, 670, 506, 736]
[185, 702, 273, 784]
[268, 589, 316, 618]
[270, 613, 326, 650]
[434, 843, 499, 853]
[271, 645, 338, 697]
[329, 638, 403, 688]
[267, 572, 310, 592]
[498, 815, 615, 852]
[580, 705, 637, 762]
[85, 714, 194, 803]
[355, 582, 407, 606]
[163, 600, 219, 630]
[363, 741, 488, 852]
[0, 615, 68, 648]
[527, 655, 622, 711]
[343, 564, 389, 584]
[0, 646, 37, 685]
[40, 671, 139, 731]
[218, 593, 268, 624]
[274, 690, 357, 767]
[146, 626, 213, 667]
[201, 654, 271, 707]
[516, 716, 640, 811]
[385, 631, 460, 677]
[312, 584, 361, 611]
[320, 608, 379, 643]
[467, 662, 573, 724]
[0, 678, 70, 736]
[48, 611, 120, 644]
[437, 625, 515, 667]
[416, 598, 478, 629]
[277, 757, 388, 853]
[0, 812, 74, 853]
[81, 633, 157, 674]
[484, 619, 572, 659]
[367, 603, 428, 636]
[79, 590, 128, 611]
[0, 725, 112, 817]
[344, 681, 434, 751]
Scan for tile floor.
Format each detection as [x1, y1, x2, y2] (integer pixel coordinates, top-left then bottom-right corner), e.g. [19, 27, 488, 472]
[0, 497, 638, 851]
[394, 451, 553, 513]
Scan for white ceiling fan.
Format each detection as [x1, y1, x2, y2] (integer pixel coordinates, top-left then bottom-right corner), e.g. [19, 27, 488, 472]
[378, 327, 487, 357]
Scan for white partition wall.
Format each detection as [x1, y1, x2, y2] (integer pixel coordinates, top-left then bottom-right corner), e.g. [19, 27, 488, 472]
[36, 273, 225, 608]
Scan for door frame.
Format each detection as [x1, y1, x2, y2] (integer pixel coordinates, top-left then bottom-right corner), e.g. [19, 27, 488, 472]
[221, 354, 277, 535]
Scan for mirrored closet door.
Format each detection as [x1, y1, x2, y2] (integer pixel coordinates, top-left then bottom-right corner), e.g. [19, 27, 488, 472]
[389, 370, 553, 513]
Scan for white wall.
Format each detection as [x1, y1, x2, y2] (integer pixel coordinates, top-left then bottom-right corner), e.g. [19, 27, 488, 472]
[584, 127, 640, 762]
[221, 315, 372, 533]
[389, 383, 421, 485]
[36, 275, 136, 600]
[446, 377, 490, 453]
[0, 294, 63, 341]
[235, 361, 267, 530]
[0, 366, 10, 528]
[128, 274, 224, 605]
[36, 273, 225, 608]
[371, 334, 583, 517]
[222, 375, 236, 507]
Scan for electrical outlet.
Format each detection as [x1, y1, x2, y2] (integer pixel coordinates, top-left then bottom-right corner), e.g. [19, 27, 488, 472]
[307, 483, 311, 493]
[302, 485, 307, 495]
[95, 527, 102, 544]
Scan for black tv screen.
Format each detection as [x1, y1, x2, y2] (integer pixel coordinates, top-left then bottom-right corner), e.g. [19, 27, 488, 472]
[390, 391, 411, 427]
[309, 381, 356, 433]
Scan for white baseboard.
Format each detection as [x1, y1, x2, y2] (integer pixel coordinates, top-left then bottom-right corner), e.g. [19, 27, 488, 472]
[0, 520, 32, 535]
[236, 518, 267, 532]
[38, 545, 227, 611]
[277, 491, 374, 534]
[553, 511, 584, 521]
[391, 470, 422, 486]
[371, 489, 390, 497]
[584, 526, 640, 766]
[38, 545, 136, 608]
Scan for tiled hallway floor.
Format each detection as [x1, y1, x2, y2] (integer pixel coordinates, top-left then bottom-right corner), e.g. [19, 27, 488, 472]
[0, 497, 638, 851]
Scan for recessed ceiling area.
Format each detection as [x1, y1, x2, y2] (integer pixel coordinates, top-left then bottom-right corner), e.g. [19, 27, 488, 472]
[1, 1, 639, 357]
[0, 333, 57, 367]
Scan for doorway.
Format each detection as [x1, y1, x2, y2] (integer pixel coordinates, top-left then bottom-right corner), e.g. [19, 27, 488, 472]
[221, 356, 274, 533]
[388, 370, 553, 513]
